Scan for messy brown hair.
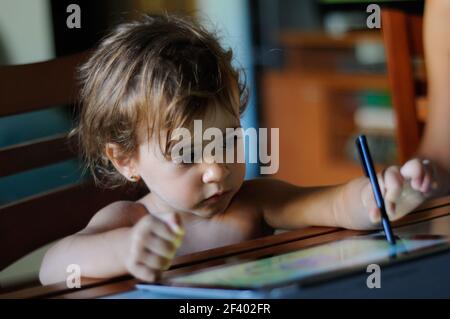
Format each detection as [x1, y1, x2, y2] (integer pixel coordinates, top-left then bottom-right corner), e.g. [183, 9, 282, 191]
[71, 14, 248, 188]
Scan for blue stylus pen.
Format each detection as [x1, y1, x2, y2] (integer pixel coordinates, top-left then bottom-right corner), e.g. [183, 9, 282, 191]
[356, 135, 396, 245]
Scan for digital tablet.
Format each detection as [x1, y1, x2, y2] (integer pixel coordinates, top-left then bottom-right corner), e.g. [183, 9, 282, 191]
[156, 233, 450, 291]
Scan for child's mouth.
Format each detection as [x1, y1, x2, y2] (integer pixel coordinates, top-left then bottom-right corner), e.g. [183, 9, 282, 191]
[202, 190, 231, 204]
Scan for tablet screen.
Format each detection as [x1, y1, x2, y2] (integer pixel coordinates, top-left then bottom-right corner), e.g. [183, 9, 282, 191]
[167, 234, 449, 289]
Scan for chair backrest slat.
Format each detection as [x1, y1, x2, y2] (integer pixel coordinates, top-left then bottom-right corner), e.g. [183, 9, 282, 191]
[0, 133, 77, 178]
[0, 52, 88, 117]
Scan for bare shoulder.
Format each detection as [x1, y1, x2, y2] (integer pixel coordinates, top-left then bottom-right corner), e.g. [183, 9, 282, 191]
[79, 200, 148, 235]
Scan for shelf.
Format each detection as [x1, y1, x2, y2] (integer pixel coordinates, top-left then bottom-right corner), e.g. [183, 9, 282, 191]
[280, 30, 383, 49]
[281, 70, 390, 91]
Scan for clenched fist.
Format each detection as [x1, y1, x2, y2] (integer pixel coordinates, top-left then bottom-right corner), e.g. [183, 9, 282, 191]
[124, 212, 184, 282]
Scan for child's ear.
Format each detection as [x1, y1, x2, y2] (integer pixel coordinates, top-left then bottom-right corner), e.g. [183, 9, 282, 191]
[105, 143, 138, 180]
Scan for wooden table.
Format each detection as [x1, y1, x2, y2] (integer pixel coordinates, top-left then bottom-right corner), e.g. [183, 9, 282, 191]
[2, 195, 449, 299]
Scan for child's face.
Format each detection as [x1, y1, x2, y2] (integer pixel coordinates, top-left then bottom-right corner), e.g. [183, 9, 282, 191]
[135, 106, 245, 218]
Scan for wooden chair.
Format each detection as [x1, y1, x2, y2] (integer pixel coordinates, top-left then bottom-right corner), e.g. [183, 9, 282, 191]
[0, 53, 147, 275]
[381, 5, 427, 164]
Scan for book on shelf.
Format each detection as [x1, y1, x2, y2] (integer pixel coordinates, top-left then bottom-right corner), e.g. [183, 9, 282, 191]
[345, 91, 398, 165]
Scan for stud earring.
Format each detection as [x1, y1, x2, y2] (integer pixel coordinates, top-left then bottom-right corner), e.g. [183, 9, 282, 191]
[130, 175, 140, 182]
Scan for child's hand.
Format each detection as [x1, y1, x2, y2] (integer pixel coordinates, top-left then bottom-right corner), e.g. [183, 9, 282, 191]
[125, 212, 185, 282]
[362, 158, 439, 224]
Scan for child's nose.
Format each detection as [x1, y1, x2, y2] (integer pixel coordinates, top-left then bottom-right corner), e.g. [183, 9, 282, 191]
[202, 162, 230, 184]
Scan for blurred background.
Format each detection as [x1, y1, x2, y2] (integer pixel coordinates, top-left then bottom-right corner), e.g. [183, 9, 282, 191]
[0, 0, 406, 205]
[1, 0, 424, 289]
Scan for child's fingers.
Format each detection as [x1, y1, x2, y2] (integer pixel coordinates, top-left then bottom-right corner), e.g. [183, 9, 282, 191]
[131, 263, 160, 282]
[400, 158, 436, 194]
[369, 201, 399, 223]
[145, 233, 178, 259]
[361, 182, 381, 224]
[400, 158, 425, 190]
[386, 200, 399, 220]
[369, 206, 381, 224]
[420, 171, 432, 193]
[153, 216, 184, 242]
[383, 166, 404, 202]
[382, 166, 404, 219]
[132, 216, 155, 246]
[138, 249, 172, 271]
[172, 213, 184, 233]
[156, 211, 185, 235]
[419, 159, 435, 193]
[136, 215, 178, 243]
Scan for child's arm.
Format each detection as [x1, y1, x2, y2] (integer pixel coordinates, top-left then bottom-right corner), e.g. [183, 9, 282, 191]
[250, 158, 438, 231]
[39, 202, 184, 285]
[242, 177, 370, 230]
